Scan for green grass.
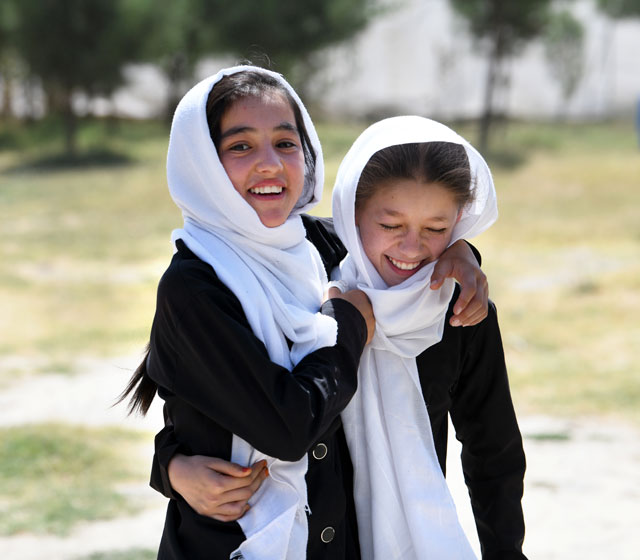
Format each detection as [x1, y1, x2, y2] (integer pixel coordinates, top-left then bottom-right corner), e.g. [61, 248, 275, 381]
[0, 117, 639, 424]
[0, 423, 148, 535]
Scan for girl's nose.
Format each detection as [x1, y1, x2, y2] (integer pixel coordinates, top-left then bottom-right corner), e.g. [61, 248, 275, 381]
[255, 146, 283, 173]
[398, 232, 424, 258]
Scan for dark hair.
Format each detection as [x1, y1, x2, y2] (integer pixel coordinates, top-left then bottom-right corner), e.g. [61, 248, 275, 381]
[116, 344, 155, 416]
[205, 70, 316, 193]
[355, 142, 475, 212]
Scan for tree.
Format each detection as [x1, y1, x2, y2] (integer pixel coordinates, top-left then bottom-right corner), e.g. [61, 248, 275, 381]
[132, 0, 225, 121]
[12, 0, 147, 155]
[596, 0, 640, 18]
[206, 0, 377, 92]
[543, 10, 584, 120]
[0, 0, 19, 120]
[449, 0, 552, 152]
[137, 0, 378, 119]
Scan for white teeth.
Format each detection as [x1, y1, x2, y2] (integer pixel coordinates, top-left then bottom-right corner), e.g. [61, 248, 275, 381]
[250, 185, 283, 194]
[388, 256, 420, 270]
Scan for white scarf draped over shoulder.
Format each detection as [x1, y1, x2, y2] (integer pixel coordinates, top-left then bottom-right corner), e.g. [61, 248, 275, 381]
[166, 65, 337, 560]
[332, 116, 498, 559]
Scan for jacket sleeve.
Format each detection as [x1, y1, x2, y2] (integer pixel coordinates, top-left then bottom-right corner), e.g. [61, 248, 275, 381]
[150, 423, 183, 499]
[148, 259, 367, 463]
[449, 302, 527, 560]
[301, 214, 348, 275]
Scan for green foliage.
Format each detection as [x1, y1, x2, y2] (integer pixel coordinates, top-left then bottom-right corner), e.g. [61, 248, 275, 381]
[0, 424, 147, 535]
[450, 0, 552, 53]
[13, 0, 143, 96]
[596, 0, 640, 18]
[8, 0, 152, 152]
[208, 0, 377, 77]
[0, 0, 18, 51]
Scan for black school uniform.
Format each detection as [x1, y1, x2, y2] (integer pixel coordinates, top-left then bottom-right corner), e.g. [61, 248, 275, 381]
[147, 216, 364, 560]
[418, 290, 527, 560]
[151, 216, 527, 559]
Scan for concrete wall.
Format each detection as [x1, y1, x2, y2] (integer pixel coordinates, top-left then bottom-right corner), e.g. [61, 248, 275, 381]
[308, 0, 640, 121]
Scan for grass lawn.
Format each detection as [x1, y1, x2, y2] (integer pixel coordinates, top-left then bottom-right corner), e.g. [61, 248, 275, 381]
[0, 423, 148, 535]
[1, 116, 638, 425]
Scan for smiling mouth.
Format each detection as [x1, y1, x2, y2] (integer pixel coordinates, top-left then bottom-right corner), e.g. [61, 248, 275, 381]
[249, 185, 284, 195]
[387, 256, 422, 271]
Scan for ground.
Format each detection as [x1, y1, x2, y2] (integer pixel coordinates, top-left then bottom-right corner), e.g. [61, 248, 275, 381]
[1, 356, 638, 559]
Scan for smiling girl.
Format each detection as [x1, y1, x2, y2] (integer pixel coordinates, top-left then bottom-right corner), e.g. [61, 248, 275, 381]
[120, 66, 376, 560]
[330, 116, 527, 559]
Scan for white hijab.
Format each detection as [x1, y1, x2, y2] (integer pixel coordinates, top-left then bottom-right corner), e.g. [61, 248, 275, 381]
[167, 65, 337, 560]
[332, 116, 498, 559]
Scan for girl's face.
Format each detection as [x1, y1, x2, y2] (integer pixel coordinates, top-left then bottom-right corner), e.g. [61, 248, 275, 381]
[356, 179, 462, 287]
[218, 92, 306, 228]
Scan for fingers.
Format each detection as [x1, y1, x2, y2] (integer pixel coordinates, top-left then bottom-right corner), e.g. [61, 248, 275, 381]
[204, 457, 255, 478]
[211, 502, 251, 522]
[450, 274, 488, 327]
[430, 259, 452, 290]
[331, 289, 375, 344]
[203, 464, 269, 522]
[218, 466, 268, 504]
[205, 459, 267, 492]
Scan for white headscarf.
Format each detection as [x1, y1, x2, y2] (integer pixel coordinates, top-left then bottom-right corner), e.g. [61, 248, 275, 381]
[167, 65, 337, 560]
[332, 116, 498, 559]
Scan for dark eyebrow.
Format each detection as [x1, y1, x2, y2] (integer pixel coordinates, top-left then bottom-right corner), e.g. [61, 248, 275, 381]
[219, 121, 298, 141]
[380, 208, 449, 222]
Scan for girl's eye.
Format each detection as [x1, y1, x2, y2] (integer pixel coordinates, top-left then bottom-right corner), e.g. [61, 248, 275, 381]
[228, 142, 250, 152]
[380, 224, 400, 231]
[426, 227, 447, 234]
[276, 139, 298, 149]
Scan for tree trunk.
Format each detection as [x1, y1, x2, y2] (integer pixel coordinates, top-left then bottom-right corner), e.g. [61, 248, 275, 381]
[478, 35, 501, 153]
[61, 88, 76, 157]
[164, 52, 188, 124]
[0, 58, 14, 121]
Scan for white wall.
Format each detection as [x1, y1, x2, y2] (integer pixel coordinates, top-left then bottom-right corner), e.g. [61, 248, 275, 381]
[309, 0, 640, 121]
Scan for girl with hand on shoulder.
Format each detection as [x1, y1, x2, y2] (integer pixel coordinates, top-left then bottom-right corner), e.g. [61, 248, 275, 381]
[330, 116, 527, 559]
[120, 65, 375, 560]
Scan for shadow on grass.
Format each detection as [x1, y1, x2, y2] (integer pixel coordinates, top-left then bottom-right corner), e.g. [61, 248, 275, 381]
[3, 149, 134, 174]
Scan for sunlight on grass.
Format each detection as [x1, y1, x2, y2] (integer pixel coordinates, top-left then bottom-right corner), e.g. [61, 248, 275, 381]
[0, 423, 148, 536]
[1, 118, 639, 423]
[73, 550, 156, 560]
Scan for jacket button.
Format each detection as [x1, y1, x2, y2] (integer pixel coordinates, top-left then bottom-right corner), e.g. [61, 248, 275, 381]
[312, 442, 328, 460]
[320, 526, 335, 543]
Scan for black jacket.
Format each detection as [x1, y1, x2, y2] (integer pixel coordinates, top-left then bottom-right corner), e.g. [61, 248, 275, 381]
[150, 216, 527, 559]
[147, 216, 365, 560]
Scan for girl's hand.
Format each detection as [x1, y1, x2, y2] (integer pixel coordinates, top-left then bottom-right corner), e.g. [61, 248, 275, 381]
[430, 240, 488, 327]
[167, 454, 268, 522]
[327, 287, 375, 344]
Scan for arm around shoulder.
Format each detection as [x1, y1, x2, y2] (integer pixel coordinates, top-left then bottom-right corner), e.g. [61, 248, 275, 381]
[148, 259, 367, 462]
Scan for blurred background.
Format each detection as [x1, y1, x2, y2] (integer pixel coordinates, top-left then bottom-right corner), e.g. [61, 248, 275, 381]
[1, 0, 639, 559]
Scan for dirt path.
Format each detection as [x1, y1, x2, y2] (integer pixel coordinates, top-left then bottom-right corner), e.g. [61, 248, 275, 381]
[1, 356, 639, 559]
